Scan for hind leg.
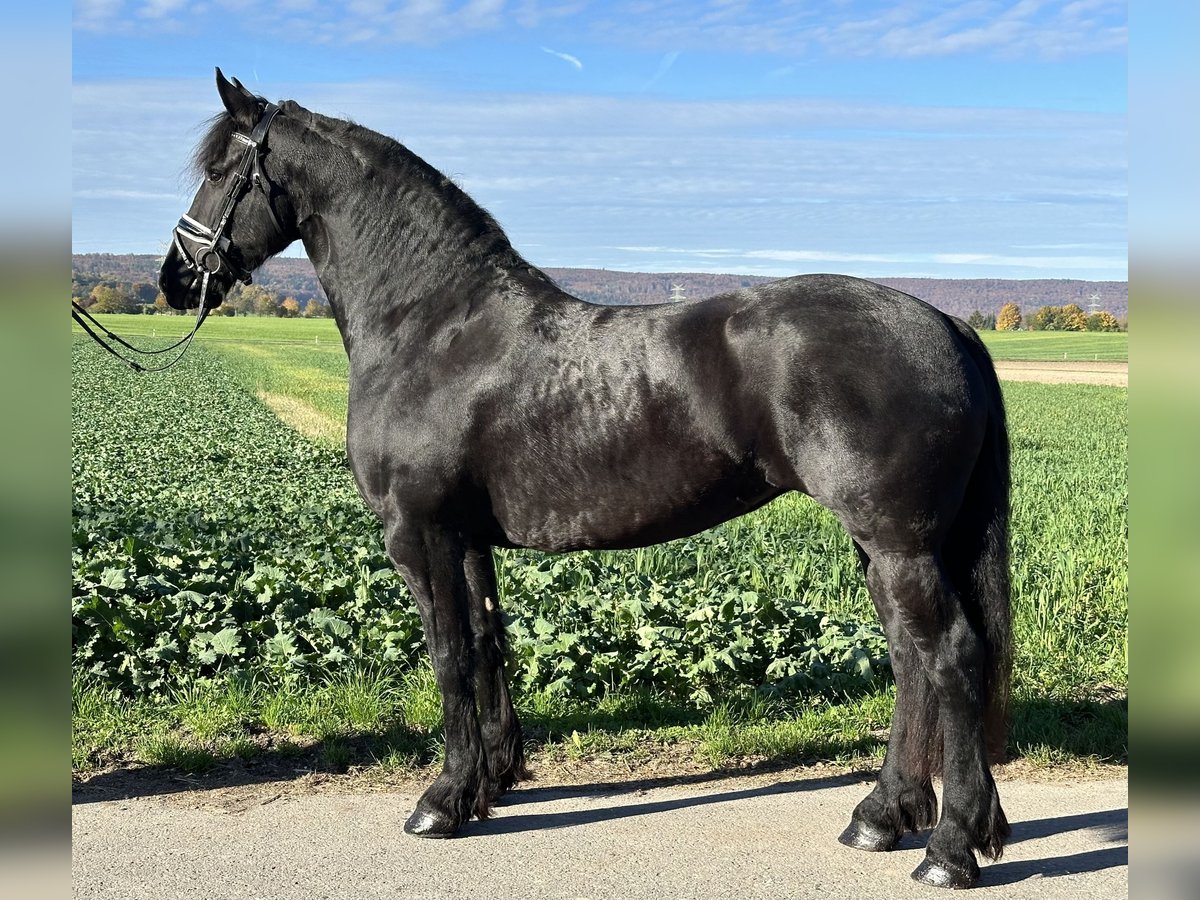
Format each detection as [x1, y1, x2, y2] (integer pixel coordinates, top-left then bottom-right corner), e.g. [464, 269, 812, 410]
[866, 550, 1009, 888]
[463, 545, 528, 803]
[840, 546, 939, 852]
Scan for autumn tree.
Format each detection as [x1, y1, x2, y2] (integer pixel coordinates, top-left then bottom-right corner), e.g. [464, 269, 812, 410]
[996, 302, 1022, 331]
[280, 296, 301, 318]
[1060, 303, 1087, 332]
[221, 283, 248, 315]
[303, 298, 326, 318]
[227, 284, 275, 316]
[88, 284, 137, 314]
[1030, 305, 1061, 331]
[1087, 311, 1121, 332]
[255, 290, 281, 317]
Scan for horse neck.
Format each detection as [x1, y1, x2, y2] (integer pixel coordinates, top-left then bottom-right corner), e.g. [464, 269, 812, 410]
[288, 128, 530, 361]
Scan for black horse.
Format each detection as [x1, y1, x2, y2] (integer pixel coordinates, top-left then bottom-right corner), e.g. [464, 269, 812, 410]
[160, 71, 1012, 889]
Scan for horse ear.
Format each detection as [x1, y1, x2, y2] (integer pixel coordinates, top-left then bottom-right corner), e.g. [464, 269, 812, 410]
[215, 67, 257, 126]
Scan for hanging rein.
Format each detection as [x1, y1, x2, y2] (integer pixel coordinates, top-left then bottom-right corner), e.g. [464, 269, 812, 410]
[72, 102, 283, 373]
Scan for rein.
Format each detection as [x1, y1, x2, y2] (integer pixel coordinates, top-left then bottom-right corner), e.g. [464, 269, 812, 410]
[71, 300, 208, 373]
[73, 102, 283, 373]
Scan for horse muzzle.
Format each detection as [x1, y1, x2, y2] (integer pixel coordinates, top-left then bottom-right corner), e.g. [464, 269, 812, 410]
[159, 241, 232, 311]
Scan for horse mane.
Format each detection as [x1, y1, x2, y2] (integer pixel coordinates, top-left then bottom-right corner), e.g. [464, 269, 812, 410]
[192, 97, 536, 279]
[292, 103, 525, 269]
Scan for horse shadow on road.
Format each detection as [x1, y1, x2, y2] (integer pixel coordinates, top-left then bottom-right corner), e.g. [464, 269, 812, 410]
[980, 807, 1127, 886]
[463, 782, 1127, 888]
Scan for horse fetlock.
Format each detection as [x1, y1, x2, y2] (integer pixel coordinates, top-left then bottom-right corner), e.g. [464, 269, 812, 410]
[947, 772, 1009, 860]
[896, 780, 939, 833]
[480, 707, 528, 798]
[971, 790, 1010, 861]
[843, 774, 937, 853]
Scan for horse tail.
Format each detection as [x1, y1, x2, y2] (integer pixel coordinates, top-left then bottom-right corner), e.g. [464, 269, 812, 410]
[945, 318, 1012, 765]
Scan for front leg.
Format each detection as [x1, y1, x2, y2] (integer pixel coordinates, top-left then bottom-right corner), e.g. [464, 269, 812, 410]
[386, 521, 488, 838]
[464, 544, 529, 802]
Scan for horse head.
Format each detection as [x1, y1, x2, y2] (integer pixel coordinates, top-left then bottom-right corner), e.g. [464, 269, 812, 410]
[159, 69, 300, 310]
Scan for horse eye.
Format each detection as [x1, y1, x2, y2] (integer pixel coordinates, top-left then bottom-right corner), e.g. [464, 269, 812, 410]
[207, 169, 225, 184]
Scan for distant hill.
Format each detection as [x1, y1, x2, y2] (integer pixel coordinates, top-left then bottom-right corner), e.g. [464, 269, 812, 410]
[72, 253, 1128, 320]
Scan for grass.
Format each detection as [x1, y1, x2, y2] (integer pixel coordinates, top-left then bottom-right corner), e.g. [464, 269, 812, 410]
[979, 330, 1127, 361]
[71, 314, 1127, 783]
[72, 669, 1126, 782]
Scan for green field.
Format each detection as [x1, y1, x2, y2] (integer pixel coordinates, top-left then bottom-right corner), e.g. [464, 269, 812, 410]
[71, 314, 1127, 778]
[979, 330, 1127, 361]
[72, 313, 343, 344]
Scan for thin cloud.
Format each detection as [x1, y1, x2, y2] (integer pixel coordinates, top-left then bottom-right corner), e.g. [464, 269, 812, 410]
[642, 50, 681, 90]
[138, 0, 185, 19]
[71, 2, 1126, 60]
[74, 0, 127, 31]
[540, 45, 583, 70]
[616, 245, 1126, 274]
[75, 188, 183, 201]
[586, 0, 1125, 61]
[72, 78, 1126, 279]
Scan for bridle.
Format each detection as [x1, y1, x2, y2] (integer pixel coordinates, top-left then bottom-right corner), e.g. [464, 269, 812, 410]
[72, 101, 285, 373]
[172, 102, 284, 306]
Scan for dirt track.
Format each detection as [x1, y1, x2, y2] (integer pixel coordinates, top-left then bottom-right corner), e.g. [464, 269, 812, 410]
[994, 360, 1127, 387]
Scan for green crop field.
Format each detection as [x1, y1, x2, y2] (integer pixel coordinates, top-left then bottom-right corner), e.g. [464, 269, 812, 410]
[979, 330, 1127, 361]
[71, 315, 1127, 777]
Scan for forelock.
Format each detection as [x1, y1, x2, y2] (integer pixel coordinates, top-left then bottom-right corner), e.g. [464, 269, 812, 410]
[191, 112, 239, 182]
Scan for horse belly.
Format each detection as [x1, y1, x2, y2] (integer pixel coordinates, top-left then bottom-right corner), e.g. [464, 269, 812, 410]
[489, 452, 779, 552]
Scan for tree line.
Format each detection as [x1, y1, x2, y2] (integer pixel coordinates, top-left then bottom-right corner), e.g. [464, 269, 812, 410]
[73, 280, 334, 318]
[969, 303, 1125, 332]
[72, 261, 1127, 332]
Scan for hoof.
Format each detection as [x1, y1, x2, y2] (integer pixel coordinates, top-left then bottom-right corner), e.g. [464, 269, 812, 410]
[403, 808, 459, 839]
[838, 820, 898, 852]
[911, 857, 979, 890]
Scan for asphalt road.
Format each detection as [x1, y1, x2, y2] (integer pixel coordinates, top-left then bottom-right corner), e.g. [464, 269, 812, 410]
[73, 770, 1126, 899]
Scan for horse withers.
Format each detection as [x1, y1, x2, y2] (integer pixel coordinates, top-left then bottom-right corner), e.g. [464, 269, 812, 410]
[158, 70, 1012, 889]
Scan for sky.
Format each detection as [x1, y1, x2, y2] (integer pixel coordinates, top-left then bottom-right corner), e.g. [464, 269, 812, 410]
[71, 1, 1128, 280]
